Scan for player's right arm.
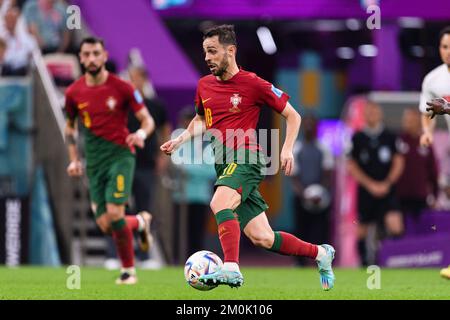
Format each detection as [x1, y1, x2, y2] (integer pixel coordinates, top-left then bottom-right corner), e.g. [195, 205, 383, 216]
[160, 113, 206, 155]
[161, 84, 207, 155]
[64, 91, 83, 177]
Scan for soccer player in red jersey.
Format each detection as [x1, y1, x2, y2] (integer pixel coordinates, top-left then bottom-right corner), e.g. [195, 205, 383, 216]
[65, 37, 155, 284]
[161, 25, 335, 290]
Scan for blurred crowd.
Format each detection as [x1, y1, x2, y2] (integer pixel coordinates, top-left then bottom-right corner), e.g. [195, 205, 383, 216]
[0, 0, 73, 76]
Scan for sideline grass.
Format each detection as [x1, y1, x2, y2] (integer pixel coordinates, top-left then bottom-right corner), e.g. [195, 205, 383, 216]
[0, 267, 448, 300]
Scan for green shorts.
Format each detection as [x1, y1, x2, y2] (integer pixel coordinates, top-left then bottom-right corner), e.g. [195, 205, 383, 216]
[87, 155, 135, 218]
[214, 162, 269, 229]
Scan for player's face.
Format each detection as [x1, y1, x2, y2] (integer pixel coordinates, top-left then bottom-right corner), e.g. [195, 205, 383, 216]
[203, 36, 233, 77]
[440, 34, 450, 66]
[79, 43, 108, 77]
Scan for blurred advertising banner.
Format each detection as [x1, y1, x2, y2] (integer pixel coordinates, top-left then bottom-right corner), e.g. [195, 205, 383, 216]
[0, 197, 30, 266]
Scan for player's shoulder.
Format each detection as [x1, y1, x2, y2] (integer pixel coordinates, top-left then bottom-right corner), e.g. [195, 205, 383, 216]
[423, 64, 447, 84]
[239, 69, 259, 79]
[239, 69, 265, 86]
[198, 74, 216, 86]
[108, 73, 133, 88]
[108, 73, 137, 98]
[65, 76, 86, 96]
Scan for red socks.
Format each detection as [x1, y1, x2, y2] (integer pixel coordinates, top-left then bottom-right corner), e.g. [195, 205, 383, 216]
[111, 218, 135, 268]
[214, 209, 318, 263]
[215, 209, 240, 263]
[270, 231, 318, 259]
[125, 215, 139, 232]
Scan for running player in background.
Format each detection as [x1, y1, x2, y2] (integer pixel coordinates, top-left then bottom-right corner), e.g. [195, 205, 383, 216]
[420, 26, 450, 147]
[65, 37, 155, 284]
[419, 26, 450, 280]
[161, 25, 335, 290]
[423, 96, 450, 280]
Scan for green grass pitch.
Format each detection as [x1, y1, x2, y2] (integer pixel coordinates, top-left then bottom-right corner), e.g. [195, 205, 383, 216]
[0, 267, 448, 300]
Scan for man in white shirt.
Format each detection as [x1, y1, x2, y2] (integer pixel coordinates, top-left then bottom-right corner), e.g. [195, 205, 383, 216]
[0, 6, 36, 75]
[419, 26, 450, 280]
[420, 26, 450, 146]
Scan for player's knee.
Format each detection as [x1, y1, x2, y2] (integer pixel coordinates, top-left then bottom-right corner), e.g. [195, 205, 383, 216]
[106, 207, 123, 222]
[210, 199, 231, 214]
[210, 196, 240, 214]
[209, 199, 221, 214]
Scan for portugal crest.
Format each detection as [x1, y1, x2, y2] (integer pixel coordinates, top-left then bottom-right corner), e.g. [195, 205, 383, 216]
[106, 96, 117, 111]
[229, 93, 242, 113]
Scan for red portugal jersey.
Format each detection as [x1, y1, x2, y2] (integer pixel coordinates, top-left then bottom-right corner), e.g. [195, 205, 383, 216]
[65, 73, 145, 167]
[195, 68, 290, 153]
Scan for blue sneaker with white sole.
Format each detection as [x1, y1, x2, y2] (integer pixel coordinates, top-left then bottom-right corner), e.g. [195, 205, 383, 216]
[317, 244, 336, 291]
[199, 269, 244, 288]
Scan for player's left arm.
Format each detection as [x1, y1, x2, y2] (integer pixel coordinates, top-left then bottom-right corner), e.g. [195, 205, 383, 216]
[280, 101, 302, 176]
[126, 107, 155, 149]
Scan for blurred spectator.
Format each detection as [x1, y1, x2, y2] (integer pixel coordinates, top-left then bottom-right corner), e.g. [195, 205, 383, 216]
[291, 115, 333, 266]
[171, 107, 216, 261]
[396, 108, 438, 218]
[22, 0, 70, 54]
[104, 66, 170, 269]
[347, 101, 404, 266]
[0, 6, 36, 75]
[0, 0, 12, 17]
[127, 66, 171, 211]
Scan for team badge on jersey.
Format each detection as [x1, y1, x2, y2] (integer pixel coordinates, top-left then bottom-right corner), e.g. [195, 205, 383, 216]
[229, 93, 242, 113]
[106, 96, 117, 111]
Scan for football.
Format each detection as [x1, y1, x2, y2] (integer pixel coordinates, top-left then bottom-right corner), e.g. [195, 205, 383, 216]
[184, 250, 223, 291]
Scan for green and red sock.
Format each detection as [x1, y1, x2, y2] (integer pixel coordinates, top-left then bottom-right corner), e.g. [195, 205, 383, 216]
[111, 218, 135, 268]
[269, 231, 318, 259]
[215, 209, 240, 263]
[125, 215, 139, 232]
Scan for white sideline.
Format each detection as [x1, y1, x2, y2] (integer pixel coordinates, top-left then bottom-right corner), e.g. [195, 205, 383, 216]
[31, 48, 66, 139]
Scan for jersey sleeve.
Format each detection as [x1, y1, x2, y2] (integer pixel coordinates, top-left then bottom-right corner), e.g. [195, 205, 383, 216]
[64, 88, 77, 122]
[123, 81, 145, 113]
[419, 75, 434, 114]
[255, 76, 290, 113]
[194, 85, 205, 116]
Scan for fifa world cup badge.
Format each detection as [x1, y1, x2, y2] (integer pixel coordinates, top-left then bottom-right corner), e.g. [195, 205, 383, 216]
[229, 93, 242, 113]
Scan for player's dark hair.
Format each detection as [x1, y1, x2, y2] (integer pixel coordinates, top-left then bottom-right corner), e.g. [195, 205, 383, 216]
[439, 26, 450, 44]
[0, 37, 6, 49]
[79, 36, 105, 51]
[203, 24, 237, 47]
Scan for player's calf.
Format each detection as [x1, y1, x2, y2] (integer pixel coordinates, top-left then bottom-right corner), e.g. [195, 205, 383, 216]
[247, 231, 275, 249]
